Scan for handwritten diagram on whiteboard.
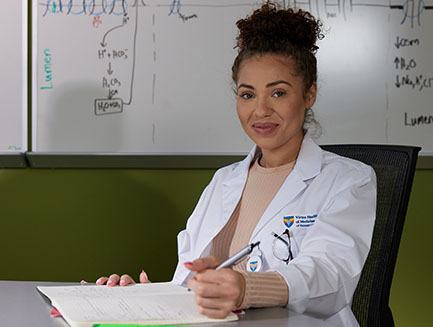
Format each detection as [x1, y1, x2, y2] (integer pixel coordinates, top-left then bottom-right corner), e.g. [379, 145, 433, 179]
[33, 0, 433, 154]
[0, 0, 27, 152]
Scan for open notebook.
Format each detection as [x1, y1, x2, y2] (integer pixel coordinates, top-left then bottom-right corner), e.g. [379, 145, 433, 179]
[37, 282, 238, 327]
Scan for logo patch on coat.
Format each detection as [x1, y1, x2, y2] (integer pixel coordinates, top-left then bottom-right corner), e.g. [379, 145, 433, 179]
[283, 214, 318, 228]
[283, 216, 294, 228]
[249, 261, 258, 272]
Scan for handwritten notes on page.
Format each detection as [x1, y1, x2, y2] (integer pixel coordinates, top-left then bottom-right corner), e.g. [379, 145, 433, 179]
[37, 282, 238, 327]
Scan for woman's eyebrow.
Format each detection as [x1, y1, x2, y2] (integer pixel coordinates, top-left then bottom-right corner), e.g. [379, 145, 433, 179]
[238, 80, 292, 90]
[237, 83, 254, 90]
[266, 80, 292, 88]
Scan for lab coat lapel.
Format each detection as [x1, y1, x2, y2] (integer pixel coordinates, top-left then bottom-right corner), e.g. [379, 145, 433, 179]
[192, 146, 258, 259]
[222, 146, 259, 223]
[250, 135, 323, 240]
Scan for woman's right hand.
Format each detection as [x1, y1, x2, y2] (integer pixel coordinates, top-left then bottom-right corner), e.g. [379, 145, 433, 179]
[96, 270, 150, 286]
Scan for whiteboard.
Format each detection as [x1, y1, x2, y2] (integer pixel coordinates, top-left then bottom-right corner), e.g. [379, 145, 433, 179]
[33, 0, 433, 155]
[0, 0, 27, 152]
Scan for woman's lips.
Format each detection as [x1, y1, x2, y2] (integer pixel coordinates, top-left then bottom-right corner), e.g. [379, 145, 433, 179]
[252, 122, 278, 135]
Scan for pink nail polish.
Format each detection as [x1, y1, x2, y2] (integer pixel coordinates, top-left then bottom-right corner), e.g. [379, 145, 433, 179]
[184, 262, 193, 266]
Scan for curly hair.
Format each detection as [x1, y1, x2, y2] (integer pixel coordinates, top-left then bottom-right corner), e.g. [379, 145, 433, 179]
[232, 2, 324, 134]
[232, 2, 323, 89]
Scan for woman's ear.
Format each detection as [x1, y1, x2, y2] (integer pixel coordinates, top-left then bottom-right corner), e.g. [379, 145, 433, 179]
[305, 83, 317, 109]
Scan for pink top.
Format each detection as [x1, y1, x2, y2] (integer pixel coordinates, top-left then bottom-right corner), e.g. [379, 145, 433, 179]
[211, 158, 295, 308]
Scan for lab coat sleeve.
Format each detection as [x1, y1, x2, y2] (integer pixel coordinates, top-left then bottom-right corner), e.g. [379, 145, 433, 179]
[281, 165, 377, 316]
[171, 229, 193, 287]
[171, 169, 223, 286]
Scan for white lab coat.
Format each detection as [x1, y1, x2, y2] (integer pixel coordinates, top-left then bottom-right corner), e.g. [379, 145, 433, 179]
[172, 134, 377, 326]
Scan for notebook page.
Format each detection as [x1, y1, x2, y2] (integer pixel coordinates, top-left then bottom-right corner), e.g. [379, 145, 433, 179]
[38, 282, 187, 299]
[37, 283, 238, 326]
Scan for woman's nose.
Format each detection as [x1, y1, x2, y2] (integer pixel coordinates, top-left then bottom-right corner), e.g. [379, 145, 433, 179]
[254, 97, 272, 117]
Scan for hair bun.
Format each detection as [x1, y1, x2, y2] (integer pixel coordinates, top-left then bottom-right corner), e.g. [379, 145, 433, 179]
[236, 3, 323, 54]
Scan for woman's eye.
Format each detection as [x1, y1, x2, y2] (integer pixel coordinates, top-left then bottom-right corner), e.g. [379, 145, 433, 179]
[272, 90, 286, 98]
[240, 92, 253, 100]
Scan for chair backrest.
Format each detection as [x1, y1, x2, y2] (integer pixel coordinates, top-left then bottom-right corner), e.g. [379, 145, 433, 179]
[320, 144, 420, 327]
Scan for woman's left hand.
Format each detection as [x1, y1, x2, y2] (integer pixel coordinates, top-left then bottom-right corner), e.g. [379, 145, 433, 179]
[185, 256, 245, 319]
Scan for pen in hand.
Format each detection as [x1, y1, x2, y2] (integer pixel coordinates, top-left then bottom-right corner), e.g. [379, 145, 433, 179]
[215, 241, 260, 270]
[185, 241, 260, 292]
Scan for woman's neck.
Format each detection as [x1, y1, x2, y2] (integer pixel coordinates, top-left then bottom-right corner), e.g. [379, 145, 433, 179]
[259, 134, 303, 168]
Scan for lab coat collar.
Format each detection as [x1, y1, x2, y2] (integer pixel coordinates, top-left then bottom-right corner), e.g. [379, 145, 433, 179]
[223, 133, 324, 240]
[251, 134, 323, 238]
[294, 133, 323, 181]
[224, 133, 322, 185]
[222, 146, 258, 187]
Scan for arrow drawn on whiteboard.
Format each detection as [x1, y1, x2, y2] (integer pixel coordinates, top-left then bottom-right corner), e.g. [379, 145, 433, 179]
[100, 15, 129, 47]
[108, 89, 118, 100]
[107, 62, 113, 75]
[95, 2, 138, 115]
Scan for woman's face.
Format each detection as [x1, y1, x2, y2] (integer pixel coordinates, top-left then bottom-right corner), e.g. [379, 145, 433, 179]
[236, 54, 316, 163]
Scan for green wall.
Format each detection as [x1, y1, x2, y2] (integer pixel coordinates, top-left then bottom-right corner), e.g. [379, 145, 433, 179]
[0, 168, 432, 326]
[0, 168, 214, 282]
[389, 169, 433, 326]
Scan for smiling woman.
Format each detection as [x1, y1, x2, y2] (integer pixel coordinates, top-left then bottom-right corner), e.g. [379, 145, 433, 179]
[235, 55, 316, 167]
[95, 3, 377, 326]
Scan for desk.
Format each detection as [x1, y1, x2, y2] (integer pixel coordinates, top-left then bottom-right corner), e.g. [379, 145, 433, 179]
[0, 280, 335, 327]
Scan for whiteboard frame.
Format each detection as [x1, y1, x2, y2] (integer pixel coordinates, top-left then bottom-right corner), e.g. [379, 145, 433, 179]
[31, 0, 37, 152]
[416, 155, 433, 169]
[21, 0, 28, 152]
[25, 152, 431, 169]
[26, 152, 246, 169]
[0, 0, 28, 153]
[0, 153, 27, 168]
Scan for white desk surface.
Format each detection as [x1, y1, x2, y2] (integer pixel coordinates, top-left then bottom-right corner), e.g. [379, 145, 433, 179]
[0, 280, 335, 326]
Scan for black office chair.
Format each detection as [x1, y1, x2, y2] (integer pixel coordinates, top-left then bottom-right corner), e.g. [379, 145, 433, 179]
[321, 144, 420, 327]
